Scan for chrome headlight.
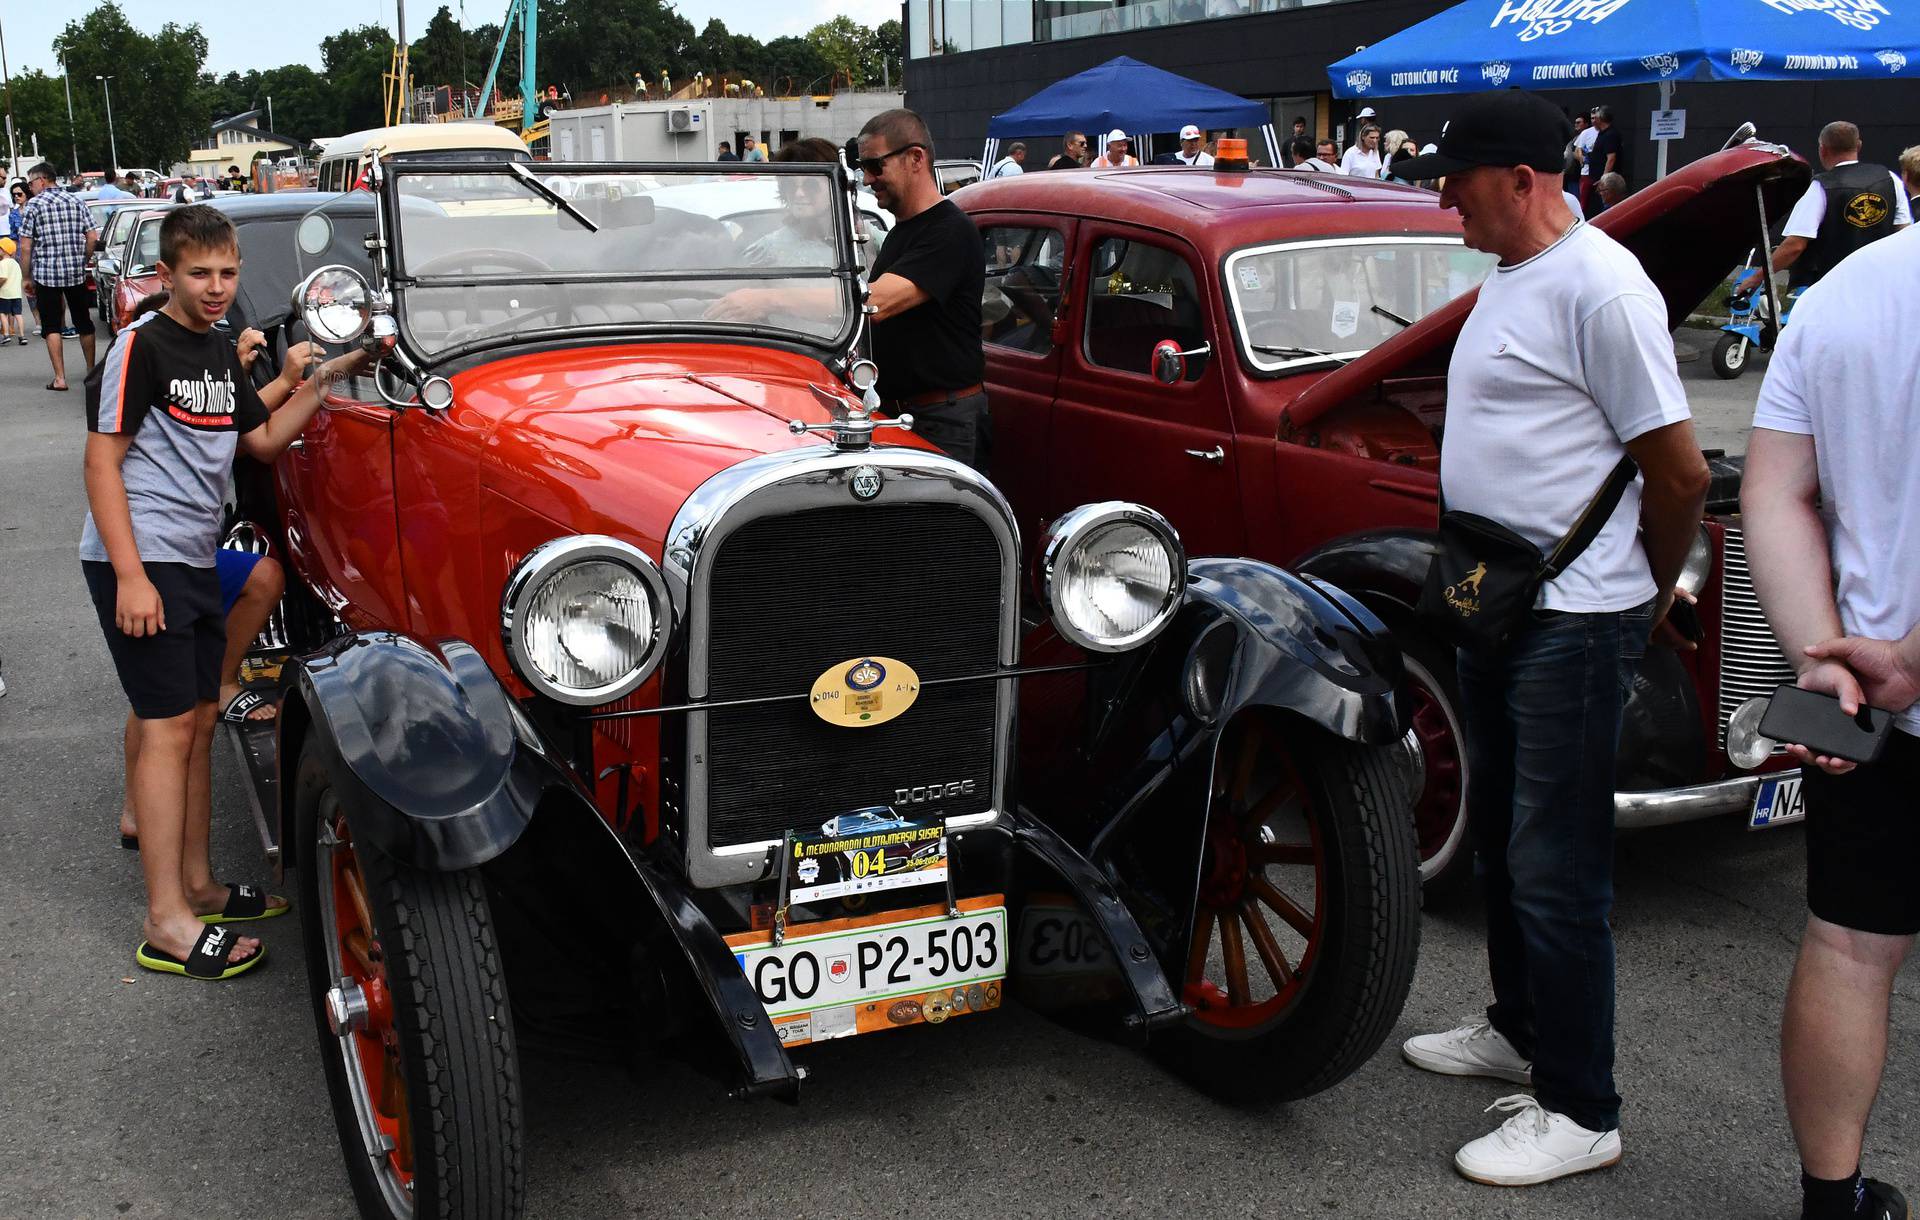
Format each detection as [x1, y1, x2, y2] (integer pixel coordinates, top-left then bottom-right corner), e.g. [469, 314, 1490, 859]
[502, 536, 672, 705]
[1725, 695, 1778, 770]
[1040, 503, 1186, 653]
[1677, 525, 1714, 599]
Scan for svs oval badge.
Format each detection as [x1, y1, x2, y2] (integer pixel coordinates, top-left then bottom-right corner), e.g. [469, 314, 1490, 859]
[809, 655, 921, 728]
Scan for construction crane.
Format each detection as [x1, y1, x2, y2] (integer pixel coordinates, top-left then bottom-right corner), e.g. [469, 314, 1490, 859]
[383, 0, 413, 126]
[478, 0, 540, 136]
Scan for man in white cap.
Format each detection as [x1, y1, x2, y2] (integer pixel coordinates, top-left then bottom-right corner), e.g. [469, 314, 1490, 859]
[1155, 124, 1215, 167]
[1091, 129, 1139, 168]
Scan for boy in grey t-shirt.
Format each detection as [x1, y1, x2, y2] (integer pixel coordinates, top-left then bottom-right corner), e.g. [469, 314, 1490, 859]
[81, 205, 366, 980]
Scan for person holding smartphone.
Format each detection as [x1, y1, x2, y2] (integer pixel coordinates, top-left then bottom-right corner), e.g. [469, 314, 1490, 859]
[1743, 223, 1920, 1220]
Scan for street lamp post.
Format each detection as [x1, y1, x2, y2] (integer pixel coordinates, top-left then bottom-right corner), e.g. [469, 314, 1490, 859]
[95, 74, 117, 173]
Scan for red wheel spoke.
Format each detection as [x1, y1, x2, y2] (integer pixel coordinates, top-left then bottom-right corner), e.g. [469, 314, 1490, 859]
[340, 861, 376, 939]
[1219, 912, 1251, 1007]
[344, 929, 379, 975]
[1251, 875, 1315, 937]
[1249, 842, 1315, 866]
[1240, 901, 1296, 990]
[1185, 911, 1214, 986]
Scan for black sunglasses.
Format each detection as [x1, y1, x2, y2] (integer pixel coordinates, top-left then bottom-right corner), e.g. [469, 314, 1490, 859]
[855, 143, 926, 176]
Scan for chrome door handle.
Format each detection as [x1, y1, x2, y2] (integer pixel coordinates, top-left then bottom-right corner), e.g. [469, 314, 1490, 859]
[1184, 445, 1225, 465]
[287, 438, 305, 450]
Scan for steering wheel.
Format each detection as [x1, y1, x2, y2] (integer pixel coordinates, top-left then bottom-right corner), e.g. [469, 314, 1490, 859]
[408, 247, 573, 347]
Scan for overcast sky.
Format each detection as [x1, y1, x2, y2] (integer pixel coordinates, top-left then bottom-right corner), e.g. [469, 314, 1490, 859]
[5, 0, 901, 78]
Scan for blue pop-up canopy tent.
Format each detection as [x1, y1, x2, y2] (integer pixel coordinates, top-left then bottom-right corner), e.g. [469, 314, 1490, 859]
[1328, 0, 1920, 174]
[984, 56, 1278, 170]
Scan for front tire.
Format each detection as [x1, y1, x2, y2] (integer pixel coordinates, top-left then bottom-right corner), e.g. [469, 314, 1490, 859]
[1710, 332, 1749, 379]
[1152, 716, 1421, 1103]
[295, 743, 525, 1220]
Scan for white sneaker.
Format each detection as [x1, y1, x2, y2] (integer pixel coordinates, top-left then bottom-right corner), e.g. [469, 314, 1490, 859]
[1402, 1019, 1533, 1084]
[1454, 1095, 1622, 1186]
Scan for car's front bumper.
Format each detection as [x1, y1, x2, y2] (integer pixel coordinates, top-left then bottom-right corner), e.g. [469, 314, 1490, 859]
[1613, 771, 1799, 830]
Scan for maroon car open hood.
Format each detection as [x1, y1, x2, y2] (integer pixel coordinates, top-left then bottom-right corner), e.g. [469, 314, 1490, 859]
[1280, 143, 1811, 436]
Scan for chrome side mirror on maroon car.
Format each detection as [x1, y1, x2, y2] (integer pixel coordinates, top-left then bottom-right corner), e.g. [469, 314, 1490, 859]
[292, 265, 373, 346]
[1151, 338, 1210, 386]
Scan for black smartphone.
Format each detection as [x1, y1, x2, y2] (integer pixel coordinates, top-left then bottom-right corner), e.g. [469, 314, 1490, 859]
[1758, 684, 1895, 765]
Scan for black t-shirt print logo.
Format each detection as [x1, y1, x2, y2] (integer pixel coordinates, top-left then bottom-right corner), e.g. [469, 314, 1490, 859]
[164, 368, 241, 428]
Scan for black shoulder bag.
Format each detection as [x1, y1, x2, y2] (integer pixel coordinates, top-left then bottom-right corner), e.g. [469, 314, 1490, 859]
[1416, 455, 1639, 654]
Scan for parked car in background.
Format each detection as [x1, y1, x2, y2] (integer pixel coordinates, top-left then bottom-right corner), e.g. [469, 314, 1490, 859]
[959, 139, 1814, 883]
[935, 158, 983, 194]
[92, 201, 169, 319]
[106, 210, 170, 333]
[215, 156, 1420, 1218]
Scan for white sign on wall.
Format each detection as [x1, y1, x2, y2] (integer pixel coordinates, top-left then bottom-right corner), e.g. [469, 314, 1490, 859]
[1651, 109, 1687, 140]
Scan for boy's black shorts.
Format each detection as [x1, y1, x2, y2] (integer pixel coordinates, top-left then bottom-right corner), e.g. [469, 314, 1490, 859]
[1804, 728, 1920, 935]
[34, 283, 94, 336]
[82, 560, 224, 720]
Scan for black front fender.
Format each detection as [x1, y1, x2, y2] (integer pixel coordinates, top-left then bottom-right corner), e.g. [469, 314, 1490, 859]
[1019, 557, 1406, 1010]
[1294, 529, 1440, 624]
[279, 631, 552, 872]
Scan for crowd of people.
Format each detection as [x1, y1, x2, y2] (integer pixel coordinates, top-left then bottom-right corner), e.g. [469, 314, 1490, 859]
[9, 87, 1920, 1214]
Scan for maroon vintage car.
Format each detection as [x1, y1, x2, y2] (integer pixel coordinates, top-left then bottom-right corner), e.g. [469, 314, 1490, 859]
[960, 140, 1811, 881]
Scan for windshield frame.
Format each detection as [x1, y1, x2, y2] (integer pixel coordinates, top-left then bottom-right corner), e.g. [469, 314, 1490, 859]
[377, 158, 864, 369]
[1223, 234, 1489, 377]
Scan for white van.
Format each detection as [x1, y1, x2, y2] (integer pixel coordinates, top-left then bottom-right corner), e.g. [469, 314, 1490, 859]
[314, 123, 530, 193]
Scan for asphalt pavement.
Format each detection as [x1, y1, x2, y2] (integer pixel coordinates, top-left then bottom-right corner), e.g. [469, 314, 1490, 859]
[2, 328, 1914, 1220]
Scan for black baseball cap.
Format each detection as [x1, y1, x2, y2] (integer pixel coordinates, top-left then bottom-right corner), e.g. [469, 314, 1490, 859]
[1396, 90, 1574, 182]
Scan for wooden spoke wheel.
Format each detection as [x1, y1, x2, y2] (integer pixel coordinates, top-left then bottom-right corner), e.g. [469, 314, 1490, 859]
[295, 742, 525, 1220]
[1400, 648, 1470, 884]
[1154, 717, 1422, 1103]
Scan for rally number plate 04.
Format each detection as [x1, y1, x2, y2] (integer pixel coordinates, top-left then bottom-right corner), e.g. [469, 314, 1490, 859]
[1748, 774, 1806, 830]
[725, 896, 1006, 1048]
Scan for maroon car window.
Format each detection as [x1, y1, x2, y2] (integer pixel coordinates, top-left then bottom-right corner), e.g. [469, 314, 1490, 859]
[981, 225, 1067, 356]
[1084, 236, 1207, 381]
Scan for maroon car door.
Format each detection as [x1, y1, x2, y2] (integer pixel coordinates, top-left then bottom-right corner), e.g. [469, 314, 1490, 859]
[976, 214, 1076, 556]
[276, 368, 408, 631]
[1044, 223, 1245, 557]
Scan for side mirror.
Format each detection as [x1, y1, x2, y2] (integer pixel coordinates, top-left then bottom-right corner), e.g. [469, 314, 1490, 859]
[292, 265, 373, 345]
[97, 256, 120, 277]
[1151, 338, 1210, 386]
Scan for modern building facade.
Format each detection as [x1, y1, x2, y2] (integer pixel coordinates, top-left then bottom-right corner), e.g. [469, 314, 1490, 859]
[904, 0, 1920, 189]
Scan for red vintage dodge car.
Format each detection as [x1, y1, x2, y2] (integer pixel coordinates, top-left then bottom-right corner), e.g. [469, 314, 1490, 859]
[222, 156, 1423, 1218]
[959, 138, 1811, 881]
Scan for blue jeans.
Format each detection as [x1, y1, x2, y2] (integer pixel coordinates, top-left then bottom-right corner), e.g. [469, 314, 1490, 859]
[1456, 599, 1653, 1133]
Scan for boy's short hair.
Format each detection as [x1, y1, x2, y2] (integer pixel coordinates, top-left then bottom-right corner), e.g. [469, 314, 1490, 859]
[131, 290, 170, 320]
[159, 205, 239, 268]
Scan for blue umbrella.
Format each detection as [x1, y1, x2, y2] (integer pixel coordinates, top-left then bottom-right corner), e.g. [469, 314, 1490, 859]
[1328, 0, 1919, 175]
[984, 56, 1278, 168]
[1329, 0, 1918, 98]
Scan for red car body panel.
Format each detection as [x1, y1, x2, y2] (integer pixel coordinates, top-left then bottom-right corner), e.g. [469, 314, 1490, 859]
[272, 342, 939, 842]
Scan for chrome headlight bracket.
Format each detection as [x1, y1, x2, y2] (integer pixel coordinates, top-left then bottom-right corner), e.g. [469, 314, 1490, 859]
[501, 535, 673, 706]
[1039, 502, 1187, 653]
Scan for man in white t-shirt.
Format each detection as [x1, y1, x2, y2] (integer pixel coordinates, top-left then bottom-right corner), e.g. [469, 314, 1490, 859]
[1339, 124, 1382, 177]
[989, 142, 1027, 178]
[1737, 121, 1909, 297]
[1574, 110, 1599, 210]
[1742, 224, 1920, 1220]
[1392, 90, 1710, 1189]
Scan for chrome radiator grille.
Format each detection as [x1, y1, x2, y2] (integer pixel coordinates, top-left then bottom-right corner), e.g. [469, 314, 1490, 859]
[699, 501, 1003, 849]
[1717, 525, 1795, 752]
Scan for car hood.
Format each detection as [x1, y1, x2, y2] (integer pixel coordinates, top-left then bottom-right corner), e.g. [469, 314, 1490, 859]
[454, 344, 936, 541]
[1280, 143, 1812, 436]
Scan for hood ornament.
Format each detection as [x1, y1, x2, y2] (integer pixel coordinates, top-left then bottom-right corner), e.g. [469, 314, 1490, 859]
[790, 364, 913, 451]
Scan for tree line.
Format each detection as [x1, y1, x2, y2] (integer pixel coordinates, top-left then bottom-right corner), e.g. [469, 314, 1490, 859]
[7, 1, 905, 175]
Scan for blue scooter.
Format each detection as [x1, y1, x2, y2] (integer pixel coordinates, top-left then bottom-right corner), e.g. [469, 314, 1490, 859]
[1712, 250, 1800, 380]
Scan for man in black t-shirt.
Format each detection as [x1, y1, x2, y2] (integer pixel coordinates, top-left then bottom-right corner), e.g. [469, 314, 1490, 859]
[1585, 107, 1624, 217]
[857, 108, 990, 471]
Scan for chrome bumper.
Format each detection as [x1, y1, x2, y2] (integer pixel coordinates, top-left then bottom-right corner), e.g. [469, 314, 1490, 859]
[1614, 771, 1798, 830]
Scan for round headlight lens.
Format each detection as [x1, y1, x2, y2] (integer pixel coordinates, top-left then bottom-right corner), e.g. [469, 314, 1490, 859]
[1725, 695, 1779, 770]
[1677, 525, 1714, 599]
[504, 538, 671, 705]
[1043, 503, 1186, 653]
